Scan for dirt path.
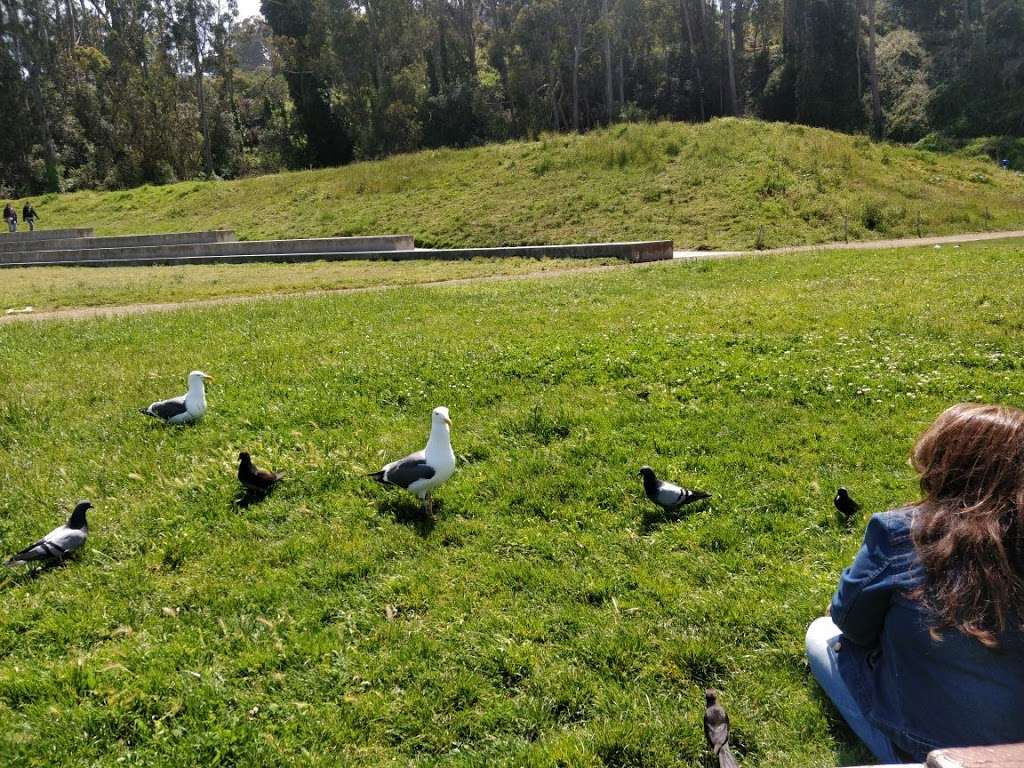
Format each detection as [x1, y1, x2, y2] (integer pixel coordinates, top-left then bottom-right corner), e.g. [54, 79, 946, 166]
[0, 264, 627, 325]
[3, 229, 1023, 326]
[672, 229, 1024, 260]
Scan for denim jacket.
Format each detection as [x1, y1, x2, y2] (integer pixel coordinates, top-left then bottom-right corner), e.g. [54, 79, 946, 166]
[831, 508, 1024, 761]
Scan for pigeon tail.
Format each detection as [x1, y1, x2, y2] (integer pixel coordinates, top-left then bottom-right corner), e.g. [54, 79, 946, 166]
[718, 745, 739, 768]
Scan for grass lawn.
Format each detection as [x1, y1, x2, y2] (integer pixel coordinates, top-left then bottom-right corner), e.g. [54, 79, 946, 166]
[13, 118, 1024, 250]
[0, 257, 619, 313]
[2, 240, 1024, 766]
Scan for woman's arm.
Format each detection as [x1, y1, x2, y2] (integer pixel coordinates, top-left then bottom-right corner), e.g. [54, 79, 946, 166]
[830, 513, 903, 646]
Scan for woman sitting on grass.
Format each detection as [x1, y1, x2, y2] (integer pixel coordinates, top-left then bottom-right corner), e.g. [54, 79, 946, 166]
[807, 403, 1024, 763]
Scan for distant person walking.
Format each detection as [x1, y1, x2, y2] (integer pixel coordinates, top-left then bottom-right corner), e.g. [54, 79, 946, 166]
[3, 203, 16, 233]
[22, 203, 38, 231]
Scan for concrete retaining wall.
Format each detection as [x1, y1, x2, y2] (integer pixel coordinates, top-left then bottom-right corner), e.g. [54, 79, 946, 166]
[0, 230, 236, 255]
[0, 228, 94, 242]
[0, 240, 673, 268]
[0, 234, 416, 265]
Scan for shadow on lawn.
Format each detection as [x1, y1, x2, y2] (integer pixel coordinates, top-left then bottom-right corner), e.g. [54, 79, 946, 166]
[377, 495, 438, 537]
[234, 488, 271, 509]
[640, 499, 710, 534]
[0, 559, 74, 590]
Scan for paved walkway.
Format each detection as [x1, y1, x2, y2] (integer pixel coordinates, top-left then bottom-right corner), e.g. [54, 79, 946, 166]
[673, 229, 1024, 260]
[3, 229, 1024, 326]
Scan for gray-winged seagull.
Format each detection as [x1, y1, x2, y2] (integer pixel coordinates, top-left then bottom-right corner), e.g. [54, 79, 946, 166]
[140, 371, 212, 424]
[370, 406, 456, 514]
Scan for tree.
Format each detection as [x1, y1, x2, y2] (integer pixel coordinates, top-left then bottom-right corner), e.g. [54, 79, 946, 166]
[865, 0, 882, 137]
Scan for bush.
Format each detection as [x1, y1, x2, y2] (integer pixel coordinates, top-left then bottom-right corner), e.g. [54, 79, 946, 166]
[861, 199, 885, 231]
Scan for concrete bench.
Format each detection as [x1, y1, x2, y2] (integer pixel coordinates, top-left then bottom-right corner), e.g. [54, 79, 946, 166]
[0, 239, 672, 268]
[0, 234, 415, 265]
[0, 229, 236, 255]
[848, 743, 1024, 768]
[927, 743, 1024, 768]
[0, 227, 94, 242]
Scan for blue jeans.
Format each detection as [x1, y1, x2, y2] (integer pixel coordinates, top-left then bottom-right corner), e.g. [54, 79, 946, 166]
[806, 616, 902, 764]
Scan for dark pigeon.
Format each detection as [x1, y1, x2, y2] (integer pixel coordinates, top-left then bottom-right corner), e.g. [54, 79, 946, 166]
[639, 466, 710, 514]
[5, 501, 92, 568]
[237, 452, 284, 494]
[704, 689, 739, 768]
[834, 487, 861, 520]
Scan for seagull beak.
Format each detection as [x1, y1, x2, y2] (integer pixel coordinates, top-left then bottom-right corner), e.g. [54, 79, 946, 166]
[443, 415, 452, 427]
[202, 374, 214, 382]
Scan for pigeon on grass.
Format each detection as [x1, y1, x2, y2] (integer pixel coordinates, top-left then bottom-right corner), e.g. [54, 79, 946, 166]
[704, 689, 739, 768]
[5, 501, 92, 568]
[238, 452, 284, 495]
[639, 466, 710, 515]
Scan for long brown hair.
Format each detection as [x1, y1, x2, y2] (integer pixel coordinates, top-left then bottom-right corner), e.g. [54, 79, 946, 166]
[910, 403, 1024, 646]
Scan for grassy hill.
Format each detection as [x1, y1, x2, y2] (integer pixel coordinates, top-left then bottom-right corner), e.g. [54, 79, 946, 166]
[2, 239, 1024, 765]
[18, 119, 1024, 250]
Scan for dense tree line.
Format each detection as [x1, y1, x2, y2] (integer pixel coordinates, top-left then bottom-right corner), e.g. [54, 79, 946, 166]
[2, 0, 1022, 194]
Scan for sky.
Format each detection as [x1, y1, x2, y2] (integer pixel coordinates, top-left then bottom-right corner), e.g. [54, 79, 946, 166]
[236, 0, 263, 21]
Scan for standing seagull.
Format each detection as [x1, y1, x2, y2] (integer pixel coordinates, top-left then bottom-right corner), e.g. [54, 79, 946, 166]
[834, 487, 861, 520]
[704, 689, 739, 768]
[237, 452, 284, 494]
[5, 501, 92, 568]
[370, 407, 456, 514]
[639, 466, 710, 514]
[140, 371, 213, 425]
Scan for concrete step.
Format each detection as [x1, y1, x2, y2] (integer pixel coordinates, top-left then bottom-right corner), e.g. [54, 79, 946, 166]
[928, 743, 1024, 768]
[0, 227, 94, 242]
[0, 229, 236, 255]
[0, 234, 416, 265]
[0, 240, 672, 268]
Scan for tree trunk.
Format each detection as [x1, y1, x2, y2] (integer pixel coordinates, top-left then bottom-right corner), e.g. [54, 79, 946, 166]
[5, 0, 61, 190]
[855, 0, 862, 100]
[617, 55, 624, 105]
[723, 0, 738, 115]
[602, 0, 614, 122]
[866, 0, 883, 138]
[462, 0, 477, 80]
[679, 0, 705, 121]
[572, 36, 580, 131]
[193, 38, 214, 175]
[550, 62, 560, 131]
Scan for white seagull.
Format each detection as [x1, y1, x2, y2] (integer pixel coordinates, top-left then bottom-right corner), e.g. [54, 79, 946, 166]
[370, 406, 456, 514]
[5, 501, 92, 568]
[140, 370, 213, 425]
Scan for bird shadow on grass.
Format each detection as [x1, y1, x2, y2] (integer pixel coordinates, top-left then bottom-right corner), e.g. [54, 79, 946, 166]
[377, 496, 437, 538]
[234, 488, 271, 509]
[641, 500, 710, 534]
[0, 560, 71, 591]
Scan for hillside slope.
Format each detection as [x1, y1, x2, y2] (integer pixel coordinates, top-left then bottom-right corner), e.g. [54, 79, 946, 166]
[17, 119, 1024, 250]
